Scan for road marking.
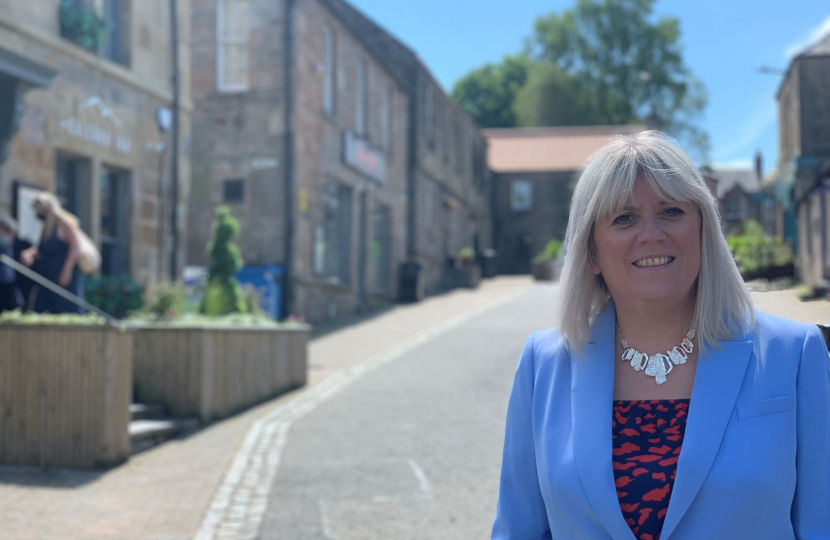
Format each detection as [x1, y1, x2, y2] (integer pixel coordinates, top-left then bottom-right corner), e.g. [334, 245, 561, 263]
[318, 500, 338, 540]
[194, 287, 531, 540]
[407, 458, 433, 499]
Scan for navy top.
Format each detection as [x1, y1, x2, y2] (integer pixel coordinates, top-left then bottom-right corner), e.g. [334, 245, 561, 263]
[33, 231, 83, 314]
[612, 399, 690, 540]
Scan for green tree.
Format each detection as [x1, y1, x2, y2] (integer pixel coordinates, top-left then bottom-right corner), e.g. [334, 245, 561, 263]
[200, 206, 247, 316]
[451, 54, 531, 128]
[513, 62, 607, 127]
[527, 0, 709, 159]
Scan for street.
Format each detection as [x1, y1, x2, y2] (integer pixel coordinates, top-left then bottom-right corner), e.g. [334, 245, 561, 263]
[256, 281, 557, 540]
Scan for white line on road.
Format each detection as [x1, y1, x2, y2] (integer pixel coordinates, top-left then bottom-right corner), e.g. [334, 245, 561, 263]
[406, 458, 433, 500]
[194, 287, 531, 540]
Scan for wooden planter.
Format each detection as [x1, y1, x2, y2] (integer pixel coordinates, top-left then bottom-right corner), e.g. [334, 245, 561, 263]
[531, 259, 564, 281]
[133, 325, 309, 423]
[0, 324, 133, 468]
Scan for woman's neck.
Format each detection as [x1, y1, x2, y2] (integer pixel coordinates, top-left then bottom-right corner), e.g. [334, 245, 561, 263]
[614, 295, 696, 352]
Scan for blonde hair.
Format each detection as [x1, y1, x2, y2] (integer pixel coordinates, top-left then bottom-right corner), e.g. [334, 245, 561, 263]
[34, 191, 78, 241]
[557, 131, 754, 356]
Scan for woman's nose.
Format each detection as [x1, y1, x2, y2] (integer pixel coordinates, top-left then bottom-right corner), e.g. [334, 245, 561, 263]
[638, 215, 667, 242]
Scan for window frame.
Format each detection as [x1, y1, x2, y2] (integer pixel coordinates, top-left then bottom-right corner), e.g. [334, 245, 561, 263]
[216, 0, 250, 93]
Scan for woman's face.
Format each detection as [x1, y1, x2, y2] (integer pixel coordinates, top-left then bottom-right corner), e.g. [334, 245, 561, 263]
[591, 179, 701, 309]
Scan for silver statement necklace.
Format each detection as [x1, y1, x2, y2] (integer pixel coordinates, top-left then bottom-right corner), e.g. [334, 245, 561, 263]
[616, 322, 695, 385]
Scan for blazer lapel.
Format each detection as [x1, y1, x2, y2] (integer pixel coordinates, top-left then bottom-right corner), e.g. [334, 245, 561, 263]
[658, 337, 753, 540]
[572, 303, 636, 540]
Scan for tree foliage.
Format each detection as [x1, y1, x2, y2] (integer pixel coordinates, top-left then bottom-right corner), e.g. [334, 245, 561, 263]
[450, 55, 531, 129]
[452, 0, 709, 160]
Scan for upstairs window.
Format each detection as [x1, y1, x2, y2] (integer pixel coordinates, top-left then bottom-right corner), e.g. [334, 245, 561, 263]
[59, 0, 130, 66]
[323, 31, 336, 114]
[217, 0, 250, 92]
[356, 62, 367, 135]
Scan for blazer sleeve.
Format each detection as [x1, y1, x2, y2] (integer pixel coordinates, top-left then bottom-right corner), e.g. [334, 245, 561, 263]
[491, 332, 552, 540]
[791, 325, 830, 539]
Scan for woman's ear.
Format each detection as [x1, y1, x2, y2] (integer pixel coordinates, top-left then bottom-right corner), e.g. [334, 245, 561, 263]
[590, 256, 601, 276]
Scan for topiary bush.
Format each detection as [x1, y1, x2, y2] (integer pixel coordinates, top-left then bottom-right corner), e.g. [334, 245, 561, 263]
[200, 206, 248, 316]
[83, 275, 145, 319]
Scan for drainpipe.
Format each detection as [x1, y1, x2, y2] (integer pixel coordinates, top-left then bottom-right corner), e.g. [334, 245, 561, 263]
[169, 0, 181, 280]
[282, 0, 296, 318]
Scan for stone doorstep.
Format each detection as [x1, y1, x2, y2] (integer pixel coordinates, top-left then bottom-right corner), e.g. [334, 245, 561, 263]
[129, 403, 201, 455]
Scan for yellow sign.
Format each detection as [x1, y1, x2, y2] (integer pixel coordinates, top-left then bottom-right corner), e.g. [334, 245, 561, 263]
[299, 188, 308, 212]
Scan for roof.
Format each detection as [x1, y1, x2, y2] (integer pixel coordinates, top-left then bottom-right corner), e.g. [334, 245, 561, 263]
[483, 125, 645, 173]
[803, 32, 830, 57]
[712, 168, 763, 198]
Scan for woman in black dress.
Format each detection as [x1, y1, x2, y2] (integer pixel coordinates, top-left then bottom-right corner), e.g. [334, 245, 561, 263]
[20, 192, 84, 314]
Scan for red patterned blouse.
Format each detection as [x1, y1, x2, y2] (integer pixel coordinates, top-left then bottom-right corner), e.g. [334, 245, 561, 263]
[611, 399, 690, 540]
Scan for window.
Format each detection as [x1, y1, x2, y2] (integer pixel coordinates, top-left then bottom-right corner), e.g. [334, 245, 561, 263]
[323, 31, 336, 114]
[223, 179, 245, 203]
[724, 196, 747, 221]
[356, 62, 367, 135]
[424, 85, 434, 148]
[370, 205, 390, 294]
[510, 180, 533, 211]
[58, 0, 130, 66]
[381, 87, 392, 153]
[317, 184, 352, 284]
[100, 167, 131, 276]
[217, 0, 250, 92]
[55, 153, 91, 232]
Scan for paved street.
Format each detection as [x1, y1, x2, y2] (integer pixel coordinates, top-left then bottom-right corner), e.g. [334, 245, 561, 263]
[255, 281, 558, 540]
[0, 278, 827, 539]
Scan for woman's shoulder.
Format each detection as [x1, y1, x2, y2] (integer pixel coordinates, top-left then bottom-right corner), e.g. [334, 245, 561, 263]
[750, 310, 825, 349]
[525, 327, 570, 364]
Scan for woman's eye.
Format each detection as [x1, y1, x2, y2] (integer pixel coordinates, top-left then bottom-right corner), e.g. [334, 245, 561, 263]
[664, 207, 685, 217]
[612, 214, 634, 225]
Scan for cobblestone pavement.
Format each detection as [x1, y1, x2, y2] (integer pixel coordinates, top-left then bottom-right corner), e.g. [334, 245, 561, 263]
[0, 276, 536, 540]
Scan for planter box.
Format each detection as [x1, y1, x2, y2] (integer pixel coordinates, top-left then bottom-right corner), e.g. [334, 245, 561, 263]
[531, 259, 564, 281]
[0, 324, 133, 468]
[444, 265, 481, 289]
[133, 325, 309, 423]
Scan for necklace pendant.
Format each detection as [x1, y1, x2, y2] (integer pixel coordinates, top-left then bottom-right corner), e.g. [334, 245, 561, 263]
[645, 354, 668, 385]
[668, 347, 687, 365]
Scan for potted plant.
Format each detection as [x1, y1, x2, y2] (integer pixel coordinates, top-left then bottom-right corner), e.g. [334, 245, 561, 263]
[531, 239, 564, 281]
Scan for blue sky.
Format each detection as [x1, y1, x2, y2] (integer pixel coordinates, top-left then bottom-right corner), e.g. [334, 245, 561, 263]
[347, 0, 830, 174]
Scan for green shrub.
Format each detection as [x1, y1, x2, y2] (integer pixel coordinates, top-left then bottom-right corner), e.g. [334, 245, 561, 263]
[534, 239, 563, 263]
[83, 275, 145, 319]
[726, 220, 792, 274]
[0, 310, 106, 325]
[200, 206, 247, 316]
[143, 282, 186, 321]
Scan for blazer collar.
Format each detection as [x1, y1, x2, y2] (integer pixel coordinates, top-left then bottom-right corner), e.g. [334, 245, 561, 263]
[571, 301, 753, 540]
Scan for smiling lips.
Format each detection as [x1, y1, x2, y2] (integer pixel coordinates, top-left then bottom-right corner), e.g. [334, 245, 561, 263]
[633, 256, 675, 268]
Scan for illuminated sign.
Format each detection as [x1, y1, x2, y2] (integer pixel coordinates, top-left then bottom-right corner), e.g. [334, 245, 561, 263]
[343, 131, 386, 183]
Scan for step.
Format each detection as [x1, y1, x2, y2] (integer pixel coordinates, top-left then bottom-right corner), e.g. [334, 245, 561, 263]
[129, 417, 200, 454]
[129, 403, 166, 421]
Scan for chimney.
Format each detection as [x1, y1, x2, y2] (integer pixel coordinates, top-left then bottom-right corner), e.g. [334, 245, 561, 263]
[755, 150, 763, 181]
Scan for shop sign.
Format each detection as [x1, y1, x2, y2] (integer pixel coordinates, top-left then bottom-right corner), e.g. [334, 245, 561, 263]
[343, 131, 386, 183]
[59, 96, 132, 155]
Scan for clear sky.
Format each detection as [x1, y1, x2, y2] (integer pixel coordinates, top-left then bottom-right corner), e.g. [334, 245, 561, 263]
[346, 0, 830, 174]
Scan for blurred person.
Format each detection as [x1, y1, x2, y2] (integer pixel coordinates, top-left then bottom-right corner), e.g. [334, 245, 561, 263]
[492, 131, 829, 540]
[21, 192, 84, 314]
[0, 213, 30, 311]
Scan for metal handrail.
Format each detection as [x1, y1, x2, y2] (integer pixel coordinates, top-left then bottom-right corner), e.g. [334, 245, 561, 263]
[0, 253, 115, 322]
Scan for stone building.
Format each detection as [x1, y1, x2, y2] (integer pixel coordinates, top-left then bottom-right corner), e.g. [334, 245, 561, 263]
[714, 154, 775, 236]
[485, 125, 642, 275]
[321, 0, 492, 298]
[0, 0, 191, 285]
[188, 0, 491, 321]
[188, 0, 409, 322]
[773, 32, 830, 288]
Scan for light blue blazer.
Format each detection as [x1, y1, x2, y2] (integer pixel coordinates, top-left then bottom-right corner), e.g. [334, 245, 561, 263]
[492, 303, 830, 540]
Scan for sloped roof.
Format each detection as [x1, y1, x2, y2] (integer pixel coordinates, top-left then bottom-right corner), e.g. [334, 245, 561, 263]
[713, 168, 763, 198]
[804, 32, 830, 57]
[483, 125, 645, 173]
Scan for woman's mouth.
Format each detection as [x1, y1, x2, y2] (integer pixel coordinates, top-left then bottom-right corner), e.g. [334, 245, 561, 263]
[633, 256, 675, 268]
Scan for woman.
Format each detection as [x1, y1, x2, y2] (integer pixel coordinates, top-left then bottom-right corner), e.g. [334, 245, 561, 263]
[20, 192, 84, 314]
[492, 131, 829, 540]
